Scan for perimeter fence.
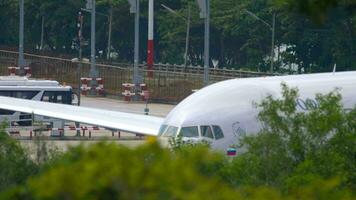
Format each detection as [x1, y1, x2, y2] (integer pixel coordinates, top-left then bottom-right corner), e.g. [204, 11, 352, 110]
[0, 49, 272, 103]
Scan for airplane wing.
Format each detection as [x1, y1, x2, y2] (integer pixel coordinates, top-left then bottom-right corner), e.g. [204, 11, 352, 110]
[0, 96, 164, 136]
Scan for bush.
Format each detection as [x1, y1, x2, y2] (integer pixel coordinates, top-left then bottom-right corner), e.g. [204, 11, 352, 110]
[2, 140, 239, 200]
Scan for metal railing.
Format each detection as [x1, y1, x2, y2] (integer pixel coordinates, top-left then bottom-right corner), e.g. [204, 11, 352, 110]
[0, 49, 272, 103]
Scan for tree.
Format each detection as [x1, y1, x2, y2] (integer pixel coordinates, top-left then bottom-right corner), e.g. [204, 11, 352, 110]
[0, 0, 19, 45]
[220, 84, 356, 191]
[0, 124, 38, 192]
[0, 0, 355, 71]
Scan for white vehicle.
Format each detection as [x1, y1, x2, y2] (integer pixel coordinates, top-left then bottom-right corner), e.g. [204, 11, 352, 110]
[0, 76, 72, 126]
[0, 72, 354, 151]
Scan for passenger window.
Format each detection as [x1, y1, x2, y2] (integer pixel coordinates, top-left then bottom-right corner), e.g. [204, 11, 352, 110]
[42, 91, 72, 104]
[212, 126, 224, 140]
[0, 91, 38, 99]
[179, 126, 199, 138]
[0, 91, 12, 97]
[0, 109, 15, 115]
[163, 126, 178, 137]
[201, 126, 214, 139]
[17, 91, 38, 99]
[42, 91, 56, 102]
[62, 91, 72, 104]
[42, 95, 50, 101]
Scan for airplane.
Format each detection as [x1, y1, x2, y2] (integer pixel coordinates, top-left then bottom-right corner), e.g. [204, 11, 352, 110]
[0, 71, 354, 151]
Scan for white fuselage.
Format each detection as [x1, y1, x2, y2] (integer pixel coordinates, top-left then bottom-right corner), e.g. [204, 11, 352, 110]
[159, 72, 356, 150]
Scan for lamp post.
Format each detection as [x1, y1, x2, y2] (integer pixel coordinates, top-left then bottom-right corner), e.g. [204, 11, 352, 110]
[40, 14, 45, 50]
[77, 11, 84, 106]
[107, 5, 113, 60]
[133, 0, 140, 89]
[245, 10, 276, 73]
[18, 0, 25, 75]
[83, 0, 99, 95]
[80, 7, 113, 61]
[197, 0, 210, 86]
[161, 4, 191, 68]
[128, 0, 142, 99]
[89, 0, 98, 95]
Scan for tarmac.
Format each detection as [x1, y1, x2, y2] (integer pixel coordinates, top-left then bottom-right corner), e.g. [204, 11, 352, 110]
[80, 96, 174, 117]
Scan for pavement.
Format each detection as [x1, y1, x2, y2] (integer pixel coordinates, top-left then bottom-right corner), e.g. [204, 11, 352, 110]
[80, 96, 174, 117]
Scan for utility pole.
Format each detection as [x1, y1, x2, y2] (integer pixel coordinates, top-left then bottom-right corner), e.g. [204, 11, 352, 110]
[197, 0, 210, 86]
[89, 0, 98, 95]
[18, 0, 25, 76]
[107, 5, 113, 60]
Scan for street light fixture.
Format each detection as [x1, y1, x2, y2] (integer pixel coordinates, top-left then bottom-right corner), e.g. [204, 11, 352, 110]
[80, 7, 113, 61]
[245, 10, 276, 73]
[161, 4, 191, 68]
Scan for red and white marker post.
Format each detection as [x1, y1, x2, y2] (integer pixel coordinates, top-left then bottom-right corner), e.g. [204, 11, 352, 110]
[147, 0, 154, 78]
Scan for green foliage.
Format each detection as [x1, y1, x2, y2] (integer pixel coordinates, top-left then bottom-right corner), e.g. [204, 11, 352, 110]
[0, 124, 38, 192]
[274, 0, 356, 24]
[3, 141, 238, 200]
[3, 138, 356, 199]
[0, 0, 355, 71]
[221, 84, 356, 192]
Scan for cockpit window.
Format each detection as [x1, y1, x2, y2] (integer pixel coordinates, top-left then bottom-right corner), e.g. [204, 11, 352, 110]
[179, 126, 199, 138]
[158, 125, 168, 136]
[162, 126, 178, 137]
[201, 126, 214, 139]
[212, 126, 224, 140]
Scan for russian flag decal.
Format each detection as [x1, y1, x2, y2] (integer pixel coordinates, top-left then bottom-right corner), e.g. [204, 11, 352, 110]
[227, 148, 237, 156]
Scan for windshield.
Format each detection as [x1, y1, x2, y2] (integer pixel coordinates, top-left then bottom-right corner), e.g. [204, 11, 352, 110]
[158, 125, 168, 136]
[212, 126, 224, 140]
[179, 126, 199, 138]
[162, 126, 178, 137]
[201, 126, 214, 139]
